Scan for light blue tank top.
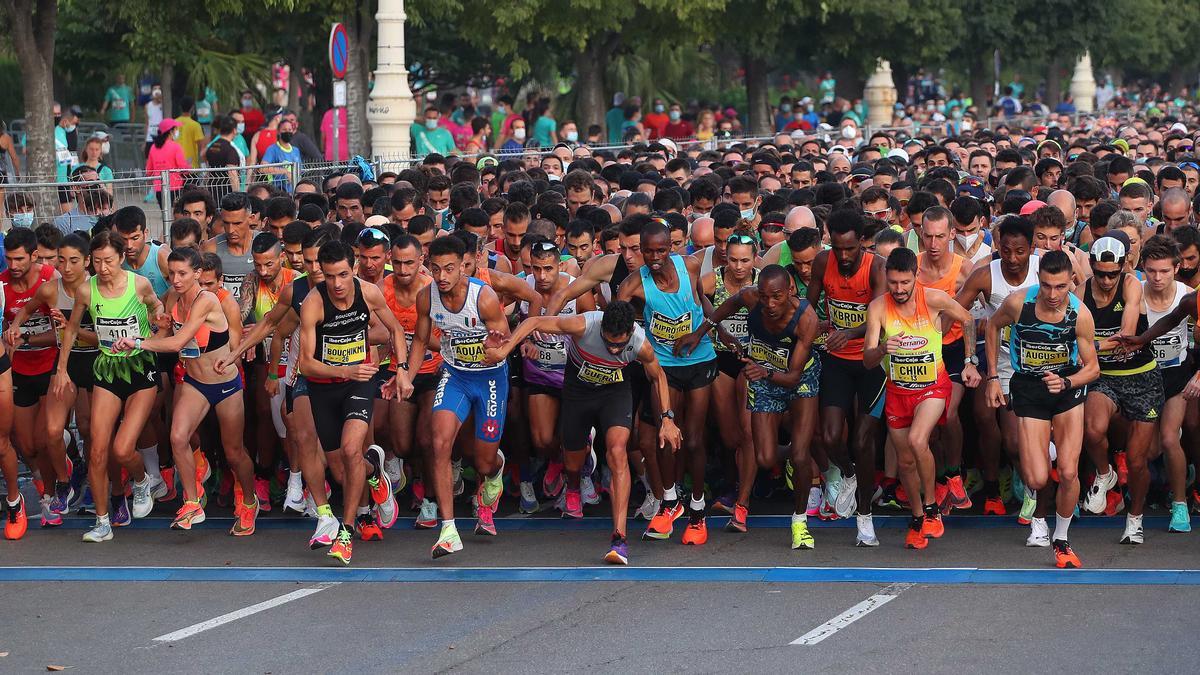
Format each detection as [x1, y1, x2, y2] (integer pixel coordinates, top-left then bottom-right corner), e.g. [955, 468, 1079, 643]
[641, 254, 715, 367]
[122, 242, 168, 297]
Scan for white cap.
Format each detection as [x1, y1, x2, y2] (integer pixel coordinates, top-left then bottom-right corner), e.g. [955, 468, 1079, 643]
[887, 148, 910, 162]
[829, 144, 848, 154]
[364, 215, 389, 228]
[1171, 122, 1189, 134]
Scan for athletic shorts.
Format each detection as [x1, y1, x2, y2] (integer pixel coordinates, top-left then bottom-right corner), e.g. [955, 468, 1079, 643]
[746, 358, 821, 414]
[183, 372, 243, 407]
[1162, 365, 1193, 401]
[156, 351, 179, 380]
[0, 353, 10, 375]
[67, 351, 97, 391]
[525, 382, 562, 399]
[12, 369, 49, 408]
[943, 338, 966, 385]
[371, 368, 393, 400]
[506, 353, 524, 389]
[1009, 370, 1085, 421]
[716, 350, 745, 379]
[1090, 369, 1164, 423]
[409, 369, 442, 399]
[626, 361, 649, 419]
[662, 359, 718, 392]
[92, 352, 159, 400]
[885, 379, 951, 430]
[818, 352, 886, 415]
[284, 376, 310, 414]
[433, 364, 509, 442]
[561, 383, 632, 451]
[308, 378, 375, 453]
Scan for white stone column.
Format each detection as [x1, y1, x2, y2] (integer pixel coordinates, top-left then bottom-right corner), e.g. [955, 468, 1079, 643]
[864, 60, 897, 129]
[1070, 52, 1096, 113]
[368, 0, 417, 158]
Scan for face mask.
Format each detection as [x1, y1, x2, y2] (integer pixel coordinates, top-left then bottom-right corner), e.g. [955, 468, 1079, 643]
[279, 132, 293, 143]
[740, 205, 756, 221]
[65, 124, 76, 133]
[780, 104, 792, 113]
[1063, 222, 1077, 241]
[101, 142, 111, 155]
[668, 111, 681, 122]
[241, 97, 253, 108]
[12, 212, 33, 228]
[955, 232, 980, 250]
[961, 119, 973, 131]
[841, 126, 856, 139]
[565, 130, 578, 142]
[172, 129, 181, 140]
[425, 119, 439, 130]
[514, 128, 526, 141]
[497, 105, 506, 114]
[654, 104, 665, 113]
[236, 122, 245, 134]
[691, 211, 710, 221]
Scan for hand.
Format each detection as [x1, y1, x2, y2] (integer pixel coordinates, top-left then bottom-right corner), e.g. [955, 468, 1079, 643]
[264, 376, 279, 398]
[672, 330, 702, 357]
[152, 312, 170, 332]
[520, 340, 538, 360]
[825, 329, 852, 353]
[394, 372, 414, 401]
[112, 336, 138, 352]
[658, 418, 682, 453]
[1111, 333, 1143, 354]
[51, 370, 75, 399]
[483, 345, 509, 366]
[883, 332, 906, 355]
[1184, 374, 1200, 400]
[716, 327, 741, 353]
[49, 308, 66, 328]
[741, 360, 769, 382]
[344, 363, 379, 382]
[986, 378, 1007, 409]
[2, 327, 21, 348]
[1042, 371, 1066, 394]
[215, 353, 236, 372]
[961, 363, 981, 388]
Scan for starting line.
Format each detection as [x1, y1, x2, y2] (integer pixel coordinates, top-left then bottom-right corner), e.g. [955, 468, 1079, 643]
[1, 565, 1198, 585]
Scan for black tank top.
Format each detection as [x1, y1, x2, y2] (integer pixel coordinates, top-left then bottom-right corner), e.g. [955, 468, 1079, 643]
[1083, 274, 1153, 372]
[311, 278, 370, 381]
[745, 299, 811, 373]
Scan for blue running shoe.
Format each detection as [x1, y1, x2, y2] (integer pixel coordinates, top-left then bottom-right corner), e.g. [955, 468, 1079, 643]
[111, 496, 131, 527]
[1169, 502, 1192, 533]
[605, 534, 629, 565]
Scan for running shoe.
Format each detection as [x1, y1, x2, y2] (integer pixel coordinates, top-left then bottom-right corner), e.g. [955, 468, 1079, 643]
[39, 496, 62, 528]
[946, 475, 972, 510]
[518, 481, 539, 514]
[452, 459, 465, 496]
[725, 503, 748, 533]
[561, 490, 583, 519]
[983, 496, 1006, 516]
[357, 513, 383, 541]
[194, 449, 211, 485]
[1017, 489, 1037, 525]
[1053, 539, 1081, 568]
[432, 527, 463, 558]
[806, 487, 823, 517]
[921, 512, 945, 539]
[365, 446, 392, 505]
[384, 456, 406, 494]
[963, 468, 983, 496]
[149, 474, 169, 502]
[1169, 503, 1192, 533]
[998, 466, 1014, 503]
[1103, 489, 1126, 516]
[818, 496, 838, 521]
[605, 534, 629, 565]
[934, 482, 951, 515]
[415, 499, 438, 529]
[254, 477, 272, 513]
[894, 483, 911, 509]
[834, 473, 858, 519]
[711, 493, 736, 515]
[49, 480, 73, 516]
[681, 510, 707, 545]
[856, 513, 879, 546]
[542, 460, 564, 498]
[1026, 517, 1050, 547]
[4, 495, 26, 539]
[130, 476, 154, 518]
[791, 519, 814, 550]
[875, 481, 901, 510]
[1114, 450, 1129, 486]
[474, 503, 497, 536]
[309, 513, 340, 549]
[1120, 515, 1144, 545]
[822, 466, 843, 513]
[111, 496, 132, 527]
[634, 493, 661, 521]
[580, 475, 601, 506]
[478, 451, 505, 511]
[230, 496, 259, 536]
[81, 517, 112, 542]
[1082, 466, 1117, 514]
[157, 467, 177, 503]
[643, 502, 680, 540]
[328, 525, 354, 565]
[283, 471, 306, 513]
[904, 521, 928, 549]
[172, 500, 205, 530]
[411, 479, 427, 511]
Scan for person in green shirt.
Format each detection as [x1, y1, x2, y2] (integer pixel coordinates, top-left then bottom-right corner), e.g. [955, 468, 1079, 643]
[101, 74, 134, 125]
[411, 106, 456, 157]
[531, 97, 557, 148]
[606, 92, 626, 145]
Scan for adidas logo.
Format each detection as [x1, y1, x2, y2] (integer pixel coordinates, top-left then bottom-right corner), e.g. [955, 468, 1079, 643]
[1114, 302, 1124, 312]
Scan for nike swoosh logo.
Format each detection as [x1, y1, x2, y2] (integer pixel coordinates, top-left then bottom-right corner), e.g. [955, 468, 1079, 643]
[350, 395, 367, 401]
[220, 388, 236, 394]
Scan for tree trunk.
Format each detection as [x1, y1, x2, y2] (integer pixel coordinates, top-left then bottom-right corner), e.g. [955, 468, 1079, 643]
[574, 40, 608, 135]
[160, 63, 174, 120]
[4, 0, 56, 181]
[345, 1, 375, 158]
[968, 54, 991, 119]
[1044, 55, 1062, 108]
[289, 44, 314, 135]
[744, 55, 771, 136]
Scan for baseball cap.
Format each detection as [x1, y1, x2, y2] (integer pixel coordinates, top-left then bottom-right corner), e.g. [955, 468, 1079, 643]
[158, 118, 181, 134]
[1091, 231, 1130, 263]
[475, 155, 498, 170]
[887, 148, 910, 162]
[1019, 199, 1048, 216]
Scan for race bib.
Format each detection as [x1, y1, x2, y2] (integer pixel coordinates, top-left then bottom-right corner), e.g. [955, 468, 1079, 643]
[112, 99, 127, 110]
[827, 298, 867, 330]
[648, 310, 691, 348]
[721, 316, 750, 341]
[747, 337, 789, 373]
[223, 274, 246, 300]
[320, 331, 366, 365]
[1019, 340, 1069, 372]
[577, 361, 623, 385]
[449, 334, 486, 368]
[19, 314, 52, 352]
[531, 335, 566, 368]
[1153, 333, 1185, 367]
[56, 147, 74, 164]
[95, 315, 140, 350]
[889, 352, 936, 389]
[263, 335, 291, 365]
[174, 321, 201, 359]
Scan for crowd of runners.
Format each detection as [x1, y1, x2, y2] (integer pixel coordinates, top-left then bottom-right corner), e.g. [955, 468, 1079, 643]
[2, 111, 1200, 569]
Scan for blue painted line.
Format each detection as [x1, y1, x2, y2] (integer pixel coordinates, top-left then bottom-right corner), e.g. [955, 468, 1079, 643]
[50, 514, 1184, 531]
[1, 565, 1198, 585]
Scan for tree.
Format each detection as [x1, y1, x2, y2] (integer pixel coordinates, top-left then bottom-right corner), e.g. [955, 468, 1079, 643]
[3, 0, 57, 179]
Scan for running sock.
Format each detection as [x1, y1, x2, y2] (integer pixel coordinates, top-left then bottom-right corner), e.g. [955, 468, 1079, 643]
[689, 496, 705, 512]
[440, 519, 457, 535]
[1031, 516, 1047, 528]
[909, 515, 923, 530]
[663, 485, 678, 502]
[791, 512, 807, 525]
[356, 505, 370, 517]
[6, 497, 18, 508]
[1174, 501, 1187, 509]
[316, 504, 333, 518]
[139, 446, 162, 483]
[1053, 513, 1073, 541]
[97, 513, 110, 526]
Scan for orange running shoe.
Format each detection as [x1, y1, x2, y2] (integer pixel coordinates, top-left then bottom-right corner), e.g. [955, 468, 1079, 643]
[1114, 451, 1128, 486]
[983, 496, 1006, 516]
[4, 494, 27, 540]
[921, 512, 945, 539]
[328, 524, 353, 565]
[934, 482, 950, 513]
[157, 467, 177, 503]
[194, 449, 211, 485]
[233, 480, 245, 517]
[1053, 540, 1081, 568]
[904, 523, 928, 549]
[229, 496, 258, 536]
[947, 475, 971, 510]
[725, 503, 748, 533]
[171, 500, 205, 530]
[357, 513, 383, 541]
[644, 503, 676, 540]
[681, 513, 708, 545]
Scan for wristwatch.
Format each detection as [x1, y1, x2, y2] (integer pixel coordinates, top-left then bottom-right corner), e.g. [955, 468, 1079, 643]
[660, 409, 676, 421]
[966, 354, 979, 367]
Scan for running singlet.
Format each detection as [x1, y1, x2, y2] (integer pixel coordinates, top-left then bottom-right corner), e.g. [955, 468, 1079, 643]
[790, 270, 828, 352]
[90, 271, 151, 358]
[1083, 275, 1154, 376]
[171, 292, 230, 359]
[822, 252, 875, 360]
[383, 274, 442, 375]
[430, 277, 500, 372]
[122, 242, 168, 297]
[254, 268, 298, 377]
[917, 252, 964, 344]
[520, 274, 576, 388]
[55, 277, 97, 353]
[1008, 287, 1079, 375]
[984, 255, 1040, 371]
[1145, 280, 1190, 368]
[641, 254, 715, 366]
[1, 263, 58, 374]
[565, 311, 646, 388]
[883, 284, 947, 391]
[745, 300, 812, 374]
[309, 279, 370, 383]
[212, 234, 254, 300]
[284, 278, 313, 386]
[711, 267, 755, 352]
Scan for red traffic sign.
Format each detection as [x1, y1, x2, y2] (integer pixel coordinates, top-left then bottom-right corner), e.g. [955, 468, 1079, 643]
[329, 23, 349, 80]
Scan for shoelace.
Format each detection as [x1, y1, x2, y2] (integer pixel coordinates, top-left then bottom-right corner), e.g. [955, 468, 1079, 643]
[337, 527, 353, 545]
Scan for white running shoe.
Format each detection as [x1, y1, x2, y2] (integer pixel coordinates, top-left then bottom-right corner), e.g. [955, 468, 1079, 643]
[822, 466, 842, 509]
[1120, 514, 1144, 545]
[806, 486, 822, 516]
[384, 457, 406, 493]
[518, 481, 539, 514]
[283, 471, 306, 513]
[855, 513, 879, 547]
[634, 493, 661, 521]
[1083, 465, 1117, 514]
[581, 476, 601, 505]
[309, 514, 340, 549]
[82, 518, 113, 542]
[834, 473, 858, 519]
[130, 476, 154, 518]
[148, 475, 169, 501]
[1026, 517, 1050, 547]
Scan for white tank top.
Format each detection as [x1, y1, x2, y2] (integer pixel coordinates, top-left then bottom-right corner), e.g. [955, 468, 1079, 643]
[1145, 280, 1190, 368]
[986, 254, 1040, 360]
[430, 277, 498, 371]
[700, 246, 716, 278]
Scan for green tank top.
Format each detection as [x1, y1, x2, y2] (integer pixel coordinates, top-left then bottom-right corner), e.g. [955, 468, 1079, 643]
[90, 271, 151, 358]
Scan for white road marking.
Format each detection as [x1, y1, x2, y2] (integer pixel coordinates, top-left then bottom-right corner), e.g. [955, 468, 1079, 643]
[153, 583, 339, 642]
[790, 582, 913, 646]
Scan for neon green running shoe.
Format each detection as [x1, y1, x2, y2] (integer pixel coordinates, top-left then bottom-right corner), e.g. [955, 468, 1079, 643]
[790, 520, 814, 550]
[432, 526, 464, 558]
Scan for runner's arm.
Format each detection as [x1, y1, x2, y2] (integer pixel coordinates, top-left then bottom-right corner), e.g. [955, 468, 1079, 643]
[405, 287, 432, 375]
[363, 283, 412, 399]
[133, 293, 217, 352]
[637, 339, 681, 450]
[51, 285, 88, 398]
[5, 282, 55, 348]
[1122, 290, 1196, 348]
[487, 314, 585, 364]
[861, 296, 888, 370]
[227, 284, 292, 360]
[491, 270, 542, 318]
[1071, 304, 1100, 388]
[265, 311, 297, 373]
[547, 254, 616, 314]
[237, 271, 258, 322]
[984, 292, 1021, 377]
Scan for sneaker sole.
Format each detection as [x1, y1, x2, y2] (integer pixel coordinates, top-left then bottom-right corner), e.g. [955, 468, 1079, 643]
[414, 521, 437, 530]
[791, 542, 814, 550]
[1026, 538, 1050, 547]
[432, 544, 461, 559]
[642, 530, 671, 540]
[309, 538, 334, 550]
[604, 551, 628, 565]
[856, 539, 880, 547]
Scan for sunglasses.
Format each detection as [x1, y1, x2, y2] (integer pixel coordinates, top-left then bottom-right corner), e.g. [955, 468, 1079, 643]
[864, 208, 891, 219]
[759, 224, 784, 234]
[1091, 269, 1121, 280]
[358, 227, 390, 248]
[531, 241, 559, 254]
[602, 336, 631, 352]
[727, 234, 756, 245]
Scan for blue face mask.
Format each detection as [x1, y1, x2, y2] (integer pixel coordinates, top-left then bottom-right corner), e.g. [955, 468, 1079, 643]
[565, 130, 578, 142]
[740, 205, 756, 221]
[12, 212, 33, 228]
[668, 111, 681, 122]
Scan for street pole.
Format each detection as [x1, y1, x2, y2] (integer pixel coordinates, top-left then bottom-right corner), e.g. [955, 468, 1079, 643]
[368, 0, 417, 160]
